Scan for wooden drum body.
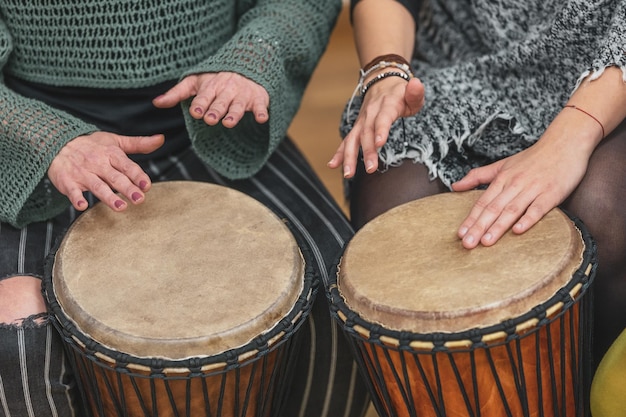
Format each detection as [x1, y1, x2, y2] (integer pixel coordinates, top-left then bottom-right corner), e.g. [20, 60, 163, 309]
[43, 181, 314, 417]
[329, 191, 596, 417]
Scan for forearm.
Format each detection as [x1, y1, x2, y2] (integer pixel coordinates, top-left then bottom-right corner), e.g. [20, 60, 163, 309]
[566, 67, 626, 148]
[352, 0, 416, 66]
[0, 86, 97, 226]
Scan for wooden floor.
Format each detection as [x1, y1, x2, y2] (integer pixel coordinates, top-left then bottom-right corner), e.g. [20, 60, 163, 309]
[289, 5, 359, 217]
[289, 6, 380, 417]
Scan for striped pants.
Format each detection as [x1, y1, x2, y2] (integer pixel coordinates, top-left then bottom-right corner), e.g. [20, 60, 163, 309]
[0, 139, 370, 417]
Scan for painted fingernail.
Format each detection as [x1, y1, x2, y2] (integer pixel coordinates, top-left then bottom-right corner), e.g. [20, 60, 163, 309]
[131, 192, 142, 202]
[77, 200, 86, 208]
[139, 180, 148, 190]
[224, 116, 234, 122]
[114, 200, 125, 209]
[194, 107, 203, 115]
[207, 113, 217, 120]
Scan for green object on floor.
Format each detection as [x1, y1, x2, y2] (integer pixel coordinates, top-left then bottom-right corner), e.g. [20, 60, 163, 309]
[591, 328, 626, 417]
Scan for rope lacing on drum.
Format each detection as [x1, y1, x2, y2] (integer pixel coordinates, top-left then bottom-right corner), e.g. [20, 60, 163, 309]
[555, 287, 575, 306]
[368, 324, 383, 343]
[224, 351, 240, 370]
[147, 358, 166, 375]
[113, 353, 134, 372]
[252, 338, 271, 357]
[397, 332, 413, 350]
[467, 328, 484, 344]
[499, 320, 521, 344]
[430, 333, 448, 352]
[187, 357, 204, 376]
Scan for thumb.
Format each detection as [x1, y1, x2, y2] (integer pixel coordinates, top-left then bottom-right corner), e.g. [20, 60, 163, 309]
[452, 162, 501, 191]
[404, 78, 425, 116]
[116, 134, 165, 155]
[153, 77, 197, 108]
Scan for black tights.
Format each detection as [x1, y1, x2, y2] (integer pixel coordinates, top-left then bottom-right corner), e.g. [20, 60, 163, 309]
[350, 119, 626, 367]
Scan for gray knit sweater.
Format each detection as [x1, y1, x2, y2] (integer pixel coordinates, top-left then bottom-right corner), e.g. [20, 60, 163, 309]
[0, 0, 341, 227]
[341, 0, 626, 187]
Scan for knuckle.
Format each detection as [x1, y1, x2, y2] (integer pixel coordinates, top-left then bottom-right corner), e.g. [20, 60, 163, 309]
[502, 202, 521, 216]
[90, 180, 107, 194]
[209, 102, 227, 113]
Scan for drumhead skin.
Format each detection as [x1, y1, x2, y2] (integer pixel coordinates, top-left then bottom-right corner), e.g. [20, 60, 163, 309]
[338, 190, 584, 334]
[52, 181, 304, 360]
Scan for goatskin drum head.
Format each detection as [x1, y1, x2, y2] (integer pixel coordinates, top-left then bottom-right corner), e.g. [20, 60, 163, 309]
[338, 190, 584, 333]
[52, 181, 304, 360]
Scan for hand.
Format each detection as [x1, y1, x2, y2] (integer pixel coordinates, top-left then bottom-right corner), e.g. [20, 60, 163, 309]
[47, 132, 164, 212]
[451, 113, 597, 249]
[328, 76, 424, 178]
[153, 72, 270, 128]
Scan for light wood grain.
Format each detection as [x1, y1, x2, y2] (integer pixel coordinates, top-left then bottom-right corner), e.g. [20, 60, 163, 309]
[289, 5, 358, 217]
[290, 5, 380, 417]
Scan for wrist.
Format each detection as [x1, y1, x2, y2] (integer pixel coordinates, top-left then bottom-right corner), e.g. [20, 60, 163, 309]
[563, 104, 605, 140]
[361, 70, 411, 96]
[359, 54, 414, 97]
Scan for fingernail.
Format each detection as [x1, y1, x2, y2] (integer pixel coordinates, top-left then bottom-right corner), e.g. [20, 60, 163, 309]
[343, 166, 351, 178]
[483, 232, 492, 243]
[224, 116, 234, 122]
[131, 192, 142, 202]
[365, 161, 375, 172]
[194, 107, 203, 115]
[77, 200, 86, 208]
[458, 226, 468, 237]
[139, 180, 148, 190]
[463, 235, 475, 245]
[207, 113, 217, 120]
[114, 200, 125, 209]
[154, 94, 165, 101]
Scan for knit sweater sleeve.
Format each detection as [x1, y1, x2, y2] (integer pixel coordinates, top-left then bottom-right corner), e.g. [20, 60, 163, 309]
[180, 0, 342, 179]
[0, 20, 98, 228]
[579, 1, 626, 84]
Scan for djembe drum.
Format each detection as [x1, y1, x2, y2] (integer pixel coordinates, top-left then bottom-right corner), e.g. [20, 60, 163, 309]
[43, 181, 315, 417]
[329, 190, 596, 417]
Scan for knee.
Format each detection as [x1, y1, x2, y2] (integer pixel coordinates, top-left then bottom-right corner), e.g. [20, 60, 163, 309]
[0, 276, 47, 325]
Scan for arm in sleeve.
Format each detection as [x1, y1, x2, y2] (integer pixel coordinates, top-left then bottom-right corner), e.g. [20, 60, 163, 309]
[580, 0, 626, 83]
[0, 20, 97, 227]
[179, 0, 342, 179]
[350, 0, 420, 25]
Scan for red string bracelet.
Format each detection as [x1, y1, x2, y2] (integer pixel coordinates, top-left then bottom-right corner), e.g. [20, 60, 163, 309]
[563, 104, 605, 139]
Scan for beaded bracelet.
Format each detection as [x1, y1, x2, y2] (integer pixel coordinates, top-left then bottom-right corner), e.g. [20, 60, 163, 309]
[345, 54, 414, 115]
[361, 71, 411, 96]
[363, 54, 412, 73]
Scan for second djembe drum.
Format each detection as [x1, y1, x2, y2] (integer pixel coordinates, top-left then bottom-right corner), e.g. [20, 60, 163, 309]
[329, 190, 596, 417]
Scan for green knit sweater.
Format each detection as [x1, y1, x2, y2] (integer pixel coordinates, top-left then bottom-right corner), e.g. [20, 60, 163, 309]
[0, 0, 341, 227]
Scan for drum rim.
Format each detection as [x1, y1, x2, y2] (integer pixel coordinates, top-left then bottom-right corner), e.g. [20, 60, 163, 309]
[42, 205, 318, 373]
[328, 214, 597, 351]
